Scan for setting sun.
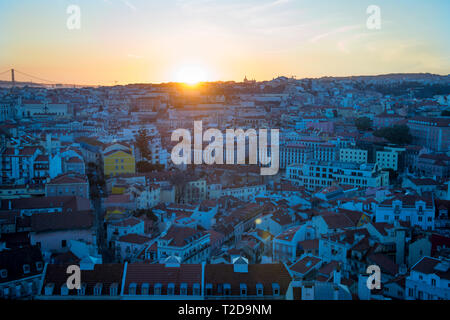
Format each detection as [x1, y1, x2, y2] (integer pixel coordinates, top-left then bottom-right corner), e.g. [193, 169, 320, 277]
[174, 65, 208, 85]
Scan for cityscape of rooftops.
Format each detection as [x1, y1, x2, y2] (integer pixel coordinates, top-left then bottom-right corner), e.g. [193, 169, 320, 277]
[0, 0, 449, 310]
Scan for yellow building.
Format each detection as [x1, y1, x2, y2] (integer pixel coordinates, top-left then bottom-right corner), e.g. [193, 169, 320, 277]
[103, 144, 136, 177]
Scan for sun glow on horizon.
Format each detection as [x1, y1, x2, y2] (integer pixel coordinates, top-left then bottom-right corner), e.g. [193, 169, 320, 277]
[174, 64, 209, 85]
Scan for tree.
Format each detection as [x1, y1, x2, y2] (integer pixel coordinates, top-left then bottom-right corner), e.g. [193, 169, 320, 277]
[136, 161, 164, 173]
[133, 209, 157, 221]
[135, 128, 150, 160]
[373, 124, 413, 145]
[169, 171, 189, 203]
[384, 168, 399, 182]
[355, 117, 372, 131]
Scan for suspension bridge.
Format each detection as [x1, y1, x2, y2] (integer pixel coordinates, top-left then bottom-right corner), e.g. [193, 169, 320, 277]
[0, 68, 92, 88]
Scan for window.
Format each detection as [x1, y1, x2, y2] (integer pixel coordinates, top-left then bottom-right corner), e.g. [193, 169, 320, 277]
[61, 284, 69, 296]
[110, 283, 118, 296]
[61, 240, 67, 248]
[129, 283, 137, 295]
[193, 283, 200, 296]
[256, 283, 264, 297]
[180, 283, 188, 295]
[94, 283, 103, 296]
[167, 283, 175, 295]
[23, 264, 30, 274]
[272, 283, 280, 296]
[205, 283, 213, 296]
[141, 283, 149, 295]
[431, 279, 436, 287]
[223, 283, 231, 296]
[240, 283, 247, 296]
[154, 283, 162, 295]
[77, 283, 86, 296]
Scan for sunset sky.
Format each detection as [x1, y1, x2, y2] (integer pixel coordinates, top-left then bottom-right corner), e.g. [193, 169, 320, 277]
[1, 0, 449, 85]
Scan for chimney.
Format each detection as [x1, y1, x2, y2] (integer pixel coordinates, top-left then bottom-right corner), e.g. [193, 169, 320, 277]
[357, 274, 371, 300]
[395, 229, 406, 265]
[301, 284, 314, 300]
[333, 286, 340, 300]
[46, 133, 52, 154]
[333, 265, 341, 285]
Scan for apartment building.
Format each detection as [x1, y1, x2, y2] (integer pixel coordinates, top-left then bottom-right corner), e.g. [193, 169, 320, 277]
[157, 226, 210, 263]
[340, 148, 368, 164]
[375, 195, 435, 231]
[280, 144, 312, 169]
[407, 117, 450, 152]
[286, 160, 389, 191]
[406, 256, 450, 300]
[103, 143, 136, 177]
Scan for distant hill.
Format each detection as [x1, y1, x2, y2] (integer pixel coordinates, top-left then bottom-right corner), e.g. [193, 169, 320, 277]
[318, 73, 450, 82]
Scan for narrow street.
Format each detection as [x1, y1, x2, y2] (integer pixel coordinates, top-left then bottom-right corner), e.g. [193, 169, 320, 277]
[89, 175, 114, 263]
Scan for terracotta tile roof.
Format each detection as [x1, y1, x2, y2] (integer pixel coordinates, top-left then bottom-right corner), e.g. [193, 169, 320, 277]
[35, 155, 49, 162]
[412, 257, 450, 280]
[0, 196, 91, 212]
[204, 263, 292, 296]
[41, 264, 124, 296]
[289, 256, 322, 275]
[110, 217, 142, 228]
[319, 211, 357, 229]
[318, 261, 340, 276]
[297, 239, 319, 251]
[367, 253, 399, 276]
[430, 233, 450, 256]
[106, 194, 132, 204]
[66, 157, 83, 163]
[408, 178, 438, 186]
[0, 245, 43, 283]
[379, 194, 434, 208]
[160, 225, 207, 247]
[19, 146, 39, 156]
[338, 209, 364, 225]
[51, 251, 81, 265]
[31, 211, 94, 233]
[275, 226, 300, 241]
[370, 222, 395, 236]
[48, 173, 88, 185]
[124, 263, 202, 295]
[270, 211, 293, 226]
[117, 233, 151, 244]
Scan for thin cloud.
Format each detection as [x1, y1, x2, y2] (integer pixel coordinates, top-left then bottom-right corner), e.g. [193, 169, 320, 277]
[309, 24, 362, 43]
[122, 0, 137, 12]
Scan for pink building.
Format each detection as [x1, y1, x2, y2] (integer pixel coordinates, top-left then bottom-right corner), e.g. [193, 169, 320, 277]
[407, 117, 450, 152]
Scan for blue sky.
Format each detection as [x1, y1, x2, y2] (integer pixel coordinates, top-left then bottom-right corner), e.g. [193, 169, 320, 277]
[0, 0, 449, 84]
